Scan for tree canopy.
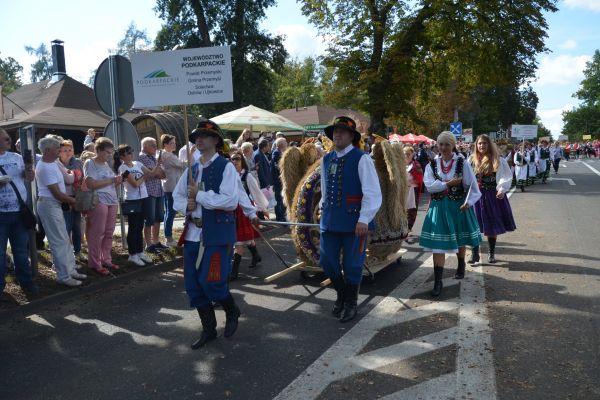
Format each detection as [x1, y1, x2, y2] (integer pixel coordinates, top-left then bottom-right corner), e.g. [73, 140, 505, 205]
[24, 43, 53, 83]
[562, 50, 600, 140]
[116, 21, 152, 58]
[300, 0, 558, 134]
[0, 53, 23, 95]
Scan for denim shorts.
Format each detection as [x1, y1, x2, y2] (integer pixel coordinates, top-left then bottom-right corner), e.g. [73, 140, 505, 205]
[143, 196, 164, 226]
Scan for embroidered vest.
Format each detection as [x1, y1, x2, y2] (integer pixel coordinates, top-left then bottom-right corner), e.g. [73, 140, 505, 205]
[199, 156, 236, 246]
[529, 152, 535, 162]
[320, 148, 375, 232]
[430, 157, 466, 201]
[540, 148, 550, 160]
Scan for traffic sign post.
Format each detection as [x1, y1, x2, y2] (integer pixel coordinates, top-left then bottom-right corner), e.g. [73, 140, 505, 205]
[450, 122, 462, 137]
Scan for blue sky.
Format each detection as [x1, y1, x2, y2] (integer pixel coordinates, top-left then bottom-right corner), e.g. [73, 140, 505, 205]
[1, 0, 598, 136]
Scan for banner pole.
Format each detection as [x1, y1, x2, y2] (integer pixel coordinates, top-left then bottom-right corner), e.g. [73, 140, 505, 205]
[183, 104, 192, 185]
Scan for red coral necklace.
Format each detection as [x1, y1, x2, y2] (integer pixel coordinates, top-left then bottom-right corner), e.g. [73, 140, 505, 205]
[440, 158, 454, 174]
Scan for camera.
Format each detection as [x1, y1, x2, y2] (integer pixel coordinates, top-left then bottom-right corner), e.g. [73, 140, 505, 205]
[121, 170, 130, 179]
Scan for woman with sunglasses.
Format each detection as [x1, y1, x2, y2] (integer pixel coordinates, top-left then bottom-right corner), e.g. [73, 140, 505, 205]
[114, 145, 160, 267]
[229, 150, 268, 280]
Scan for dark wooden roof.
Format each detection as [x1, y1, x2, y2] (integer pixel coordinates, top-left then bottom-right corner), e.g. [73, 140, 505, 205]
[277, 105, 370, 127]
[0, 76, 112, 131]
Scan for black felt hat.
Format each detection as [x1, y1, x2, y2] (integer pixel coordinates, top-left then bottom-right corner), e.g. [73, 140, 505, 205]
[189, 117, 225, 148]
[324, 116, 361, 145]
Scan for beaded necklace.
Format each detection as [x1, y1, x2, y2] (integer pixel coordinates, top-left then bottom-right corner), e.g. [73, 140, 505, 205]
[440, 158, 454, 174]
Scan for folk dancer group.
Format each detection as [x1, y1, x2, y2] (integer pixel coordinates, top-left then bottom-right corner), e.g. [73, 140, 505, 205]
[419, 132, 516, 297]
[513, 138, 553, 192]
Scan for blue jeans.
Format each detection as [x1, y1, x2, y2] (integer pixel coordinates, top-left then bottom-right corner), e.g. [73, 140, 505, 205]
[0, 211, 33, 291]
[63, 208, 82, 254]
[163, 192, 177, 238]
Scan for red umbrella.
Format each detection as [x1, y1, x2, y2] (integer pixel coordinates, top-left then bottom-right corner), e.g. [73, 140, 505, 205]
[399, 133, 420, 143]
[388, 134, 403, 142]
[415, 134, 433, 143]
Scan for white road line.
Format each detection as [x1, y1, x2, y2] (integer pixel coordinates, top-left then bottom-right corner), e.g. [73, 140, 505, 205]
[582, 161, 600, 177]
[379, 373, 457, 400]
[274, 256, 498, 399]
[547, 177, 576, 185]
[456, 264, 497, 400]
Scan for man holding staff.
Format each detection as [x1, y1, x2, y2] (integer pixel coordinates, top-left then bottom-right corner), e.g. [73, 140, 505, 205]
[173, 118, 241, 349]
[319, 116, 382, 323]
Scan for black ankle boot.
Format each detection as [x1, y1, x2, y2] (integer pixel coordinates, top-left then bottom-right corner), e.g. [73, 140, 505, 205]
[467, 246, 480, 264]
[230, 253, 242, 281]
[247, 245, 261, 268]
[220, 295, 241, 338]
[455, 257, 466, 279]
[191, 305, 217, 349]
[488, 237, 497, 263]
[431, 266, 444, 297]
[331, 276, 345, 318]
[340, 283, 359, 323]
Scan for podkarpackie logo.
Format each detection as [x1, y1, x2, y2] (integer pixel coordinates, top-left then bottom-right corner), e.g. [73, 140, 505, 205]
[137, 68, 179, 86]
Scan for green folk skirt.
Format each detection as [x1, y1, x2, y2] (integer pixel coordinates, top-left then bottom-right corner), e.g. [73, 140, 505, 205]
[419, 197, 482, 252]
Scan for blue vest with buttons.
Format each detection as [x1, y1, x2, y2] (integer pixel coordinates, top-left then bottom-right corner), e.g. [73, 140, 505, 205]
[320, 147, 375, 233]
[199, 156, 236, 246]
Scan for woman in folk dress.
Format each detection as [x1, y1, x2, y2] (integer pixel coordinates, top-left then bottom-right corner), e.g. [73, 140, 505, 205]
[513, 143, 528, 192]
[419, 132, 482, 297]
[468, 134, 516, 264]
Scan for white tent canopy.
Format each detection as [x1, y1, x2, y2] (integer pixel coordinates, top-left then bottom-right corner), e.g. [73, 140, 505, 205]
[211, 105, 305, 133]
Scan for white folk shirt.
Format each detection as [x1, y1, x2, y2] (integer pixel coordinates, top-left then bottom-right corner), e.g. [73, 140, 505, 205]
[320, 144, 382, 225]
[172, 153, 239, 243]
[424, 154, 482, 207]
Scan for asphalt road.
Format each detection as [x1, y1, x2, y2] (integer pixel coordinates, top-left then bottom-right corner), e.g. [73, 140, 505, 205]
[1, 157, 599, 400]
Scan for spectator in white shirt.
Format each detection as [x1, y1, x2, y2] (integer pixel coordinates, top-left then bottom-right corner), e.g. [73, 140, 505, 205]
[35, 135, 87, 287]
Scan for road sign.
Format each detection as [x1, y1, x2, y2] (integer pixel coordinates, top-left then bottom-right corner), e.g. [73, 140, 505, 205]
[94, 55, 134, 116]
[130, 46, 233, 107]
[511, 125, 538, 139]
[104, 117, 140, 157]
[450, 122, 462, 136]
[583, 134, 592, 140]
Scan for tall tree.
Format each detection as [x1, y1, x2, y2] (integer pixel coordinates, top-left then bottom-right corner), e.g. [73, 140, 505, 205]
[116, 21, 152, 57]
[274, 57, 321, 111]
[300, 0, 558, 134]
[0, 53, 23, 94]
[24, 43, 53, 82]
[154, 0, 287, 115]
[562, 49, 600, 140]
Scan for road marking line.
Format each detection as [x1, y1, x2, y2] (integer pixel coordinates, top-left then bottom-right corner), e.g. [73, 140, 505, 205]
[547, 177, 576, 185]
[379, 373, 456, 400]
[582, 161, 600, 177]
[274, 256, 498, 399]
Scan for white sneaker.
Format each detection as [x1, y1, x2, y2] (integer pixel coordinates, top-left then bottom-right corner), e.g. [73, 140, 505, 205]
[57, 277, 82, 287]
[137, 252, 153, 264]
[128, 254, 145, 266]
[71, 271, 87, 280]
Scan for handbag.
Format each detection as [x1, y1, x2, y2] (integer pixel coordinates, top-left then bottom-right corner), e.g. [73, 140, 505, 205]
[121, 199, 142, 215]
[0, 165, 37, 229]
[74, 189, 99, 212]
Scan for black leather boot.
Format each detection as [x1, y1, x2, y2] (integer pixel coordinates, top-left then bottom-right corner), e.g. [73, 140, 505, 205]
[431, 266, 444, 297]
[488, 237, 497, 263]
[331, 276, 345, 318]
[220, 295, 241, 338]
[455, 257, 466, 279]
[340, 283, 359, 323]
[191, 305, 217, 349]
[247, 245, 261, 268]
[467, 246, 480, 264]
[230, 253, 242, 281]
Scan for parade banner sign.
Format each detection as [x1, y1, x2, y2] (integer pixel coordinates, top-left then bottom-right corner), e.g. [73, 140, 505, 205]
[130, 46, 233, 107]
[583, 134, 592, 140]
[558, 134, 568, 141]
[511, 125, 538, 139]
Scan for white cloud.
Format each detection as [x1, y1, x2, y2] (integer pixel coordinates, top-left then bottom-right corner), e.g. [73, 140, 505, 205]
[557, 39, 577, 49]
[538, 104, 575, 135]
[564, 0, 600, 12]
[535, 54, 591, 86]
[274, 24, 329, 59]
